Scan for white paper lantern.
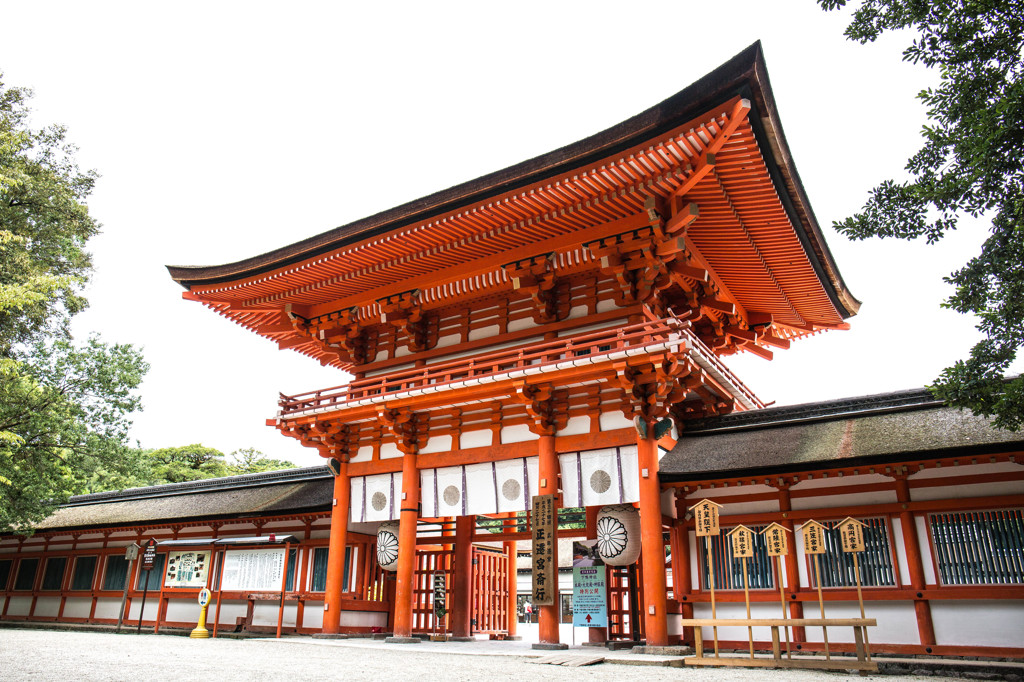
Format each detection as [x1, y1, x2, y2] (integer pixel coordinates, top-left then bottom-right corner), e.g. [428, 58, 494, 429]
[596, 505, 642, 566]
[376, 521, 400, 571]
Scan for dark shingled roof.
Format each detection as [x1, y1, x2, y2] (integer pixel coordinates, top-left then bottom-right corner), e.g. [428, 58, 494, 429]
[660, 387, 1024, 482]
[35, 466, 334, 532]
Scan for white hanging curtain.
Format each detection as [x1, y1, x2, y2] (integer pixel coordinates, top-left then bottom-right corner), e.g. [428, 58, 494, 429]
[420, 457, 539, 517]
[350, 471, 403, 523]
[559, 445, 639, 508]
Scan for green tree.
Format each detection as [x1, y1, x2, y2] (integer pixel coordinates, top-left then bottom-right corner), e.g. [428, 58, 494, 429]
[144, 444, 231, 484]
[0, 73, 148, 532]
[227, 447, 297, 475]
[819, 0, 1024, 429]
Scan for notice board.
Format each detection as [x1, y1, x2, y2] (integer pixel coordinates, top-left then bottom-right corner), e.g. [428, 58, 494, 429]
[220, 548, 288, 591]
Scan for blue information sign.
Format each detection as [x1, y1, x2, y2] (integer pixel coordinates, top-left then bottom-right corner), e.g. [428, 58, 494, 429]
[572, 565, 607, 627]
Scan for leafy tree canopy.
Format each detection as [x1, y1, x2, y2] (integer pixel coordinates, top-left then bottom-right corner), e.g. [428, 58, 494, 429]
[0, 73, 148, 533]
[228, 447, 298, 475]
[819, 0, 1024, 429]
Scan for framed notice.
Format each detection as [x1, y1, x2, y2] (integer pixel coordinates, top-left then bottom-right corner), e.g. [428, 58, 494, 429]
[531, 494, 556, 606]
[220, 548, 287, 592]
[164, 550, 210, 588]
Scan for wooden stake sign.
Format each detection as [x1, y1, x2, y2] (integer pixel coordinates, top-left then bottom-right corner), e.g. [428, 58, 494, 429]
[728, 525, 755, 659]
[838, 517, 871, 661]
[689, 499, 723, 658]
[531, 494, 556, 606]
[760, 522, 792, 659]
[800, 519, 830, 660]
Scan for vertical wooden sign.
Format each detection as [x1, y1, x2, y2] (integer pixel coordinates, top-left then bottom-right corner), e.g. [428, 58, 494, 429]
[761, 522, 792, 659]
[838, 516, 870, 661]
[689, 499, 723, 658]
[801, 519, 830, 660]
[531, 494, 556, 606]
[728, 524, 755, 659]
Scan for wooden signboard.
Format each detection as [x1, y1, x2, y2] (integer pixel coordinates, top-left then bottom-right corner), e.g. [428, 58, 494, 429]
[801, 520, 826, 555]
[690, 499, 722, 537]
[762, 522, 790, 557]
[838, 517, 866, 553]
[531, 494, 556, 606]
[728, 525, 754, 558]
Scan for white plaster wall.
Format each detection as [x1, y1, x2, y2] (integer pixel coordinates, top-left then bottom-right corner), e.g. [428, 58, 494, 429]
[692, 602, 781, 642]
[661, 489, 677, 518]
[508, 316, 535, 333]
[126, 596, 160, 622]
[567, 305, 588, 320]
[394, 344, 411, 358]
[931, 601, 1024, 648]
[559, 416, 589, 437]
[33, 597, 60, 618]
[164, 599, 202, 624]
[890, 520, 913, 586]
[915, 515, 936, 585]
[363, 362, 415, 377]
[5, 596, 31, 616]
[500, 424, 535, 444]
[93, 597, 122, 620]
[599, 412, 633, 432]
[309, 530, 331, 540]
[48, 543, 73, 552]
[379, 442, 402, 459]
[303, 601, 324, 629]
[689, 533, 700, 591]
[800, 601, 919, 645]
[460, 429, 492, 449]
[436, 333, 461, 348]
[350, 445, 373, 464]
[211, 600, 248, 625]
[468, 324, 500, 342]
[340, 610, 387, 627]
[419, 434, 452, 455]
[596, 299, 620, 313]
[792, 491, 896, 510]
[910, 461, 1022, 480]
[63, 597, 93, 619]
[913, 481, 1024, 501]
[251, 602, 297, 627]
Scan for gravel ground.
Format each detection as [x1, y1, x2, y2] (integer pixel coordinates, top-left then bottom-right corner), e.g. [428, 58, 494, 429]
[0, 629, 958, 681]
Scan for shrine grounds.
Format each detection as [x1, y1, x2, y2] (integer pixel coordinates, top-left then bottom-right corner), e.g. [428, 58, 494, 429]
[1, 628, 1003, 681]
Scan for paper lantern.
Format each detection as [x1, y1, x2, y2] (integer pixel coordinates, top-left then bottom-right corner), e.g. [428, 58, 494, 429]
[596, 505, 642, 566]
[376, 521, 400, 571]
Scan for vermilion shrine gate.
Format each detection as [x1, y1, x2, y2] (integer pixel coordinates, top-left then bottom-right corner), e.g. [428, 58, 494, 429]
[167, 43, 858, 646]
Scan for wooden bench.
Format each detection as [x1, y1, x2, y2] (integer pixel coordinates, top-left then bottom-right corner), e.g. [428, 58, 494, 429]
[236, 593, 302, 634]
[680, 618, 876, 672]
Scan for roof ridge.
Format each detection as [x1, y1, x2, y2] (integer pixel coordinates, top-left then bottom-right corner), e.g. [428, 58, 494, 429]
[682, 386, 942, 434]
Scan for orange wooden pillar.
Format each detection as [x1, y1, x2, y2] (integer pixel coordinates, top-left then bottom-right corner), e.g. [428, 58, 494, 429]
[895, 473, 936, 648]
[537, 433, 561, 645]
[637, 432, 669, 646]
[322, 461, 351, 635]
[450, 515, 474, 639]
[778, 484, 805, 643]
[504, 539, 518, 638]
[391, 450, 421, 640]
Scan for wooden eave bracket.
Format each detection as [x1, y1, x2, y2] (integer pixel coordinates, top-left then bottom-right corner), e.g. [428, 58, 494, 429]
[502, 253, 568, 323]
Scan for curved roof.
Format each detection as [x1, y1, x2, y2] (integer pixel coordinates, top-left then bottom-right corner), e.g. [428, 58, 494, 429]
[168, 42, 859, 367]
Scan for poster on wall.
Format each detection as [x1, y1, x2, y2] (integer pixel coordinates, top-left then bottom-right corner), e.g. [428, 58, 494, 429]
[220, 548, 287, 592]
[164, 550, 210, 588]
[572, 540, 607, 628]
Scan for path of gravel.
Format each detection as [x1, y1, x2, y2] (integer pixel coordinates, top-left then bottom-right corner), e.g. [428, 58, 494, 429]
[0, 629, 956, 681]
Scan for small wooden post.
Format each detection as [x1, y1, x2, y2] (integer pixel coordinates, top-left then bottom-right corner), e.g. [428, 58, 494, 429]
[839, 517, 871, 662]
[761, 522, 792, 659]
[728, 525, 755, 659]
[802, 520, 829, 660]
[690, 499, 722, 658]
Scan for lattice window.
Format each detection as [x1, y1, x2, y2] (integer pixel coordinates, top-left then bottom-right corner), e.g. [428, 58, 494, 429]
[309, 547, 350, 592]
[698, 524, 775, 590]
[0, 559, 11, 591]
[103, 555, 130, 591]
[810, 518, 896, 588]
[930, 509, 1024, 585]
[136, 554, 165, 591]
[14, 558, 38, 591]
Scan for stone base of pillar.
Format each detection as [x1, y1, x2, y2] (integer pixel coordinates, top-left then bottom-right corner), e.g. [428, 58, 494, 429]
[501, 635, 523, 641]
[311, 633, 349, 639]
[631, 645, 692, 656]
[532, 642, 569, 650]
[450, 636, 475, 642]
[606, 640, 644, 650]
[384, 636, 423, 644]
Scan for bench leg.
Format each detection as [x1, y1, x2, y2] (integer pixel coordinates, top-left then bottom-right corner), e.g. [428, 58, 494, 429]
[695, 627, 704, 659]
[771, 626, 781, 661]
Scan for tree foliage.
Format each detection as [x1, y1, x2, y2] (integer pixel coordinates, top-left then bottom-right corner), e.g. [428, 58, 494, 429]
[0, 73, 149, 532]
[819, 0, 1024, 429]
[137, 445, 297, 485]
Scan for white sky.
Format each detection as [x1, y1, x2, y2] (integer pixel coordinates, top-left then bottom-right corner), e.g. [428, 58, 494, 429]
[2, 1, 1016, 467]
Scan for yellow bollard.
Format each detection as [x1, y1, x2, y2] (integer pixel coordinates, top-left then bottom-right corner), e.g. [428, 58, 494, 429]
[191, 588, 212, 639]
